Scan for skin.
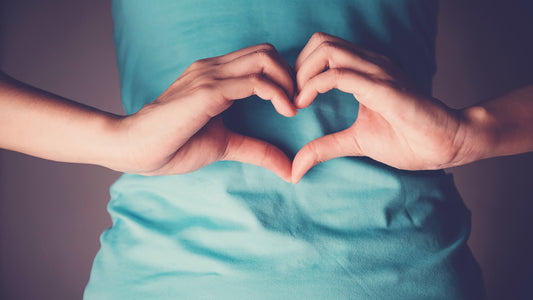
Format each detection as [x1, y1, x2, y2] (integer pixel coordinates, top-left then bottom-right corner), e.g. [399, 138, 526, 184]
[291, 32, 533, 183]
[0, 43, 297, 182]
[1, 33, 532, 184]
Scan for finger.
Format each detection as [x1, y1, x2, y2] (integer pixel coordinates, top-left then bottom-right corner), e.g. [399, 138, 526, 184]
[295, 32, 382, 73]
[291, 128, 362, 183]
[295, 32, 331, 73]
[216, 47, 295, 99]
[296, 68, 381, 110]
[208, 43, 281, 64]
[295, 32, 352, 72]
[188, 43, 284, 72]
[215, 74, 297, 117]
[296, 41, 382, 92]
[222, 131, 292, 182]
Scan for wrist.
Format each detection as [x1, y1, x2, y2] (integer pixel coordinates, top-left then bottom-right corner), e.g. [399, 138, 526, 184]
[90, 112, 129, 172]
[451, 105, 498, 167]
[108, 106, 167, 174]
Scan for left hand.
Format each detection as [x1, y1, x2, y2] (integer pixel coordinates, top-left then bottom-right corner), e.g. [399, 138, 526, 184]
[291, 32, 466, 183]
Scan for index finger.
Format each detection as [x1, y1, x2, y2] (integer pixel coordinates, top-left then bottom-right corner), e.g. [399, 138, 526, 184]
[296, 68, 380, 110]
[217, 46, 295, 99]
[295, 32, 382, 73]
[209, 43, 278, 64]
[295, 32, 348, 72]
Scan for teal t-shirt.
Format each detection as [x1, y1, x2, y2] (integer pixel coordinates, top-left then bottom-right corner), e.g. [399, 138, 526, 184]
[84, 1, 485, 299]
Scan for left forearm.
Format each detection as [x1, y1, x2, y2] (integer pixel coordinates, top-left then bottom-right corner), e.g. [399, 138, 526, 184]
[454, 84, 533, 166]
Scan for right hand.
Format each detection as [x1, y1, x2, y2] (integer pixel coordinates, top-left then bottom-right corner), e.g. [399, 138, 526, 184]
[115, 43, 297, 182]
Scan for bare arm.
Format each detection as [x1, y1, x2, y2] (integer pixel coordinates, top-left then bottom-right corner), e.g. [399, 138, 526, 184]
[0, 43, 297, 181]
[291, 32, 533, 182]
[0, 71, 123, 170]
[456, 85, 533, 167]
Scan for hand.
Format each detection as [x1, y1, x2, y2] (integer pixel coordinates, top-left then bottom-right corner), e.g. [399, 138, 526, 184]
[291, 32, 466, 183]
[116, 43, 297, 181]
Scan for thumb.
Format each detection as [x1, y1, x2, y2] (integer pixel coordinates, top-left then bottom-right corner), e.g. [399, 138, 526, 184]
[292, 127, 362, 183]
[221, 131, 292, 182]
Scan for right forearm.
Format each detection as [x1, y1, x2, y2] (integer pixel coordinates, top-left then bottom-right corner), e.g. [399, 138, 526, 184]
[0, 72, 125, 170]
[0, 44, 297, 180]
[455, 84, 533, 166]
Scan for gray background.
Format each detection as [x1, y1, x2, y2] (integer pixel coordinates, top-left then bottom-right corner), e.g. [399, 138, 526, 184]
[0, 0, 532, 299]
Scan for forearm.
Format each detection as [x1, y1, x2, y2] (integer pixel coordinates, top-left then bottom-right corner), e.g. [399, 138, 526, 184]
[455, 84, 533, 166]
[0, 72, 124, 170]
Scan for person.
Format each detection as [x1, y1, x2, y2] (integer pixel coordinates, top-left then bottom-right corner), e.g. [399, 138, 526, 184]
[0, 0, 531, 299]
[2, 35, 532, 183]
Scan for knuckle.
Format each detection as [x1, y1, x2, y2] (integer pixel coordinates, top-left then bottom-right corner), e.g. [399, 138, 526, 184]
[320, 40, 337, 49]
[318, 41, 339, 56]
[258, 42, 275, 51]
[189, 58, 209, 70]
[252, 48, 276, 63]
[311, 31, 329, 43]
[252, 49, 267, 61]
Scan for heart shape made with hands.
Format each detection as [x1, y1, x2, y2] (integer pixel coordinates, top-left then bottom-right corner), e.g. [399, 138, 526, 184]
[249, 32, 393, 184]
[227, 32, 454, 184]
[227, 32, 387, 184]
[213, 33, 370, 184]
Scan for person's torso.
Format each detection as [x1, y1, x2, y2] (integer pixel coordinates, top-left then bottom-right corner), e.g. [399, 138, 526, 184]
[83, 2, 485, 299]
